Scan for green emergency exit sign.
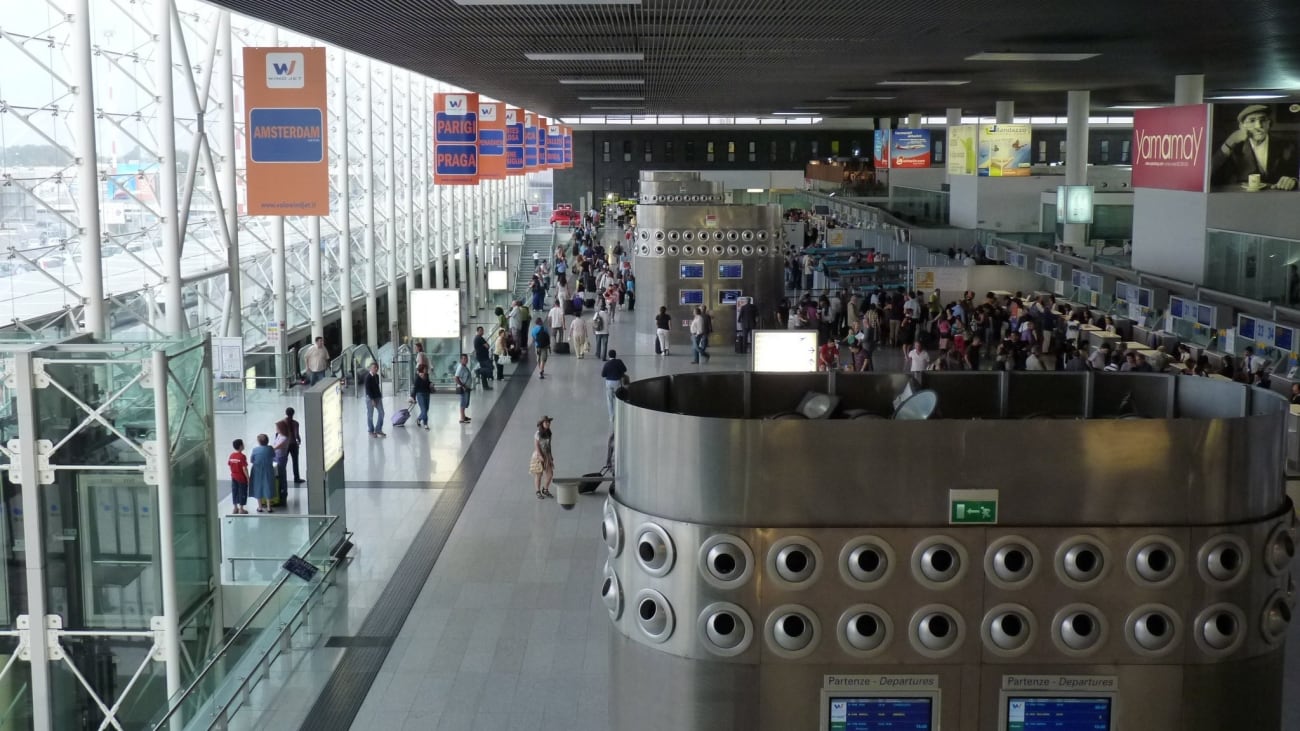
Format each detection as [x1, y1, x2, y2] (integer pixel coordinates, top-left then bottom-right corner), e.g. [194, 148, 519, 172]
[949, 489, 999, 525]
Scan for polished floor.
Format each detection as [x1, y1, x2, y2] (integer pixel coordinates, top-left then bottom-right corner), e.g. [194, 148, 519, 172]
[209, 247, 1300, 731]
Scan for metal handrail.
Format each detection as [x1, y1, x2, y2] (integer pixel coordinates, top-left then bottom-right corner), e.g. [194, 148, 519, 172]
[151, 514, 340, 728]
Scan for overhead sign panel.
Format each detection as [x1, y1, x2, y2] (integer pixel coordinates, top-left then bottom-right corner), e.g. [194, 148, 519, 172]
[546, 124, 565, 167]
[1132, 104, 1210, 192]
[477, 100, 506, 180]
[243, 47, 329, 215]
[890, 129, 932, 168]
[563, 126, 573, 168]
[523, 111, 539, 172]
[505, 107, 525, 175]
[947, 125, 977, 176]
[434, 92, 479, 185]
[978, 124, 1032, 176]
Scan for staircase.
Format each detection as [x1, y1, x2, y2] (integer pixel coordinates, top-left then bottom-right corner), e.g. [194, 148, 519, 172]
[513, 227, 556, 304]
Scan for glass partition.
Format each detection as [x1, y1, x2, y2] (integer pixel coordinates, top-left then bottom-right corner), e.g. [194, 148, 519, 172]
[1205, 229, 1300, 306]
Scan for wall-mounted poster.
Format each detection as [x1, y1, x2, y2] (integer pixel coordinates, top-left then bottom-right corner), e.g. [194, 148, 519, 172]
[978, 124, 1032, 176]
[889, 129, 932, 168]
[1209, 102, 1300, 192]
[947, 125, 977, 176]
[873, 129, 890, 169]
[1132, 104, 1210, 192]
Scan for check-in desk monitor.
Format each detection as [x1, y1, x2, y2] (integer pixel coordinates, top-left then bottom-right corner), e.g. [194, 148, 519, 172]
[1003, 695, 1112, 731]
[823, 694, 937, 730]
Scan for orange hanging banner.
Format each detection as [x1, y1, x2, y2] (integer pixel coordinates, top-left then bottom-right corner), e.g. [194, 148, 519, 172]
[243, 47, 330, 215]
[523, 111, 540, 172]
[434, 92, 479, 185]
[477, 101, 506, 180]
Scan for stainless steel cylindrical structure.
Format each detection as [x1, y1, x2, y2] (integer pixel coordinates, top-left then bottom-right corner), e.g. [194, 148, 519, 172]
[604, 371, 1294, 731]
[633, 175, 784, 349]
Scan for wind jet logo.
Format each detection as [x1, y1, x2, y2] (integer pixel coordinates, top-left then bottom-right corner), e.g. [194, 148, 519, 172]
[265, 52, 305, 89]
[479, 104, 498, 122]
[505, 109, 518, 125]
[445, 95, 468, 114]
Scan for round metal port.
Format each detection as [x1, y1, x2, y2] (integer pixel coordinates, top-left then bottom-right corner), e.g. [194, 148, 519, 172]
[839, 536, 895, 588]
[1051, 603, 1107, 656]
[697, 602, 754, 657]
[765, 604, 820, 658]
[837, 604, 893, 657]
[1125, 604, 1181, 656]
[1193, 603, 1246, 657]
[698, 534, 755, 590]
[767, 536, 823, 588]
[634, 523, 675, 578]
[981, 604, 1037, 657]
[1055, 536, 1110, 587]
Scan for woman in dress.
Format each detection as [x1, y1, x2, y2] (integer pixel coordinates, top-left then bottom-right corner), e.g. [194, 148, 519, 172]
[530, 416, 554, 499]
[249, 433, 276, 513]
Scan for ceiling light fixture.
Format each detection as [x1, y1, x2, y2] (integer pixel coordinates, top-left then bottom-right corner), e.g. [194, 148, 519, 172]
[1209, 93, 1286, 100]
[578, 95, 645, 101]
[526, 52, 644, 61]
[825, 95, 896, 101]
[793, 104, 850, 110]
[1108, 104, 1158, 110]
[456, 0, 640, 5]
[878, 80, 970, 86]
[966, 52, 1099, 62]
[560, 78, 645, 85]
[590, 105, 646, 110]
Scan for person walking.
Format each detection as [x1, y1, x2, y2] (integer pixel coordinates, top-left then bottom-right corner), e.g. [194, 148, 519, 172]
[602, 350, 629, 422]
[363, 361, 386, 438]
[227, 438, 249, 514]
[473, 326, 494, 390]
[249, 434, 276, 513]
[530, 416, 555, 499]
[283, 407, 304, 484]
[548, 299, 566, 345]
[531, 317, 551, 379]
[411, 363, 432, 430]
[655, 305, 672, 355]
[690, 307, 710, 364]
[305, 336, 330, 384]
[592, 308, 610, 360]
[569, 311, 590, 358]
[454, 353, 473, 424]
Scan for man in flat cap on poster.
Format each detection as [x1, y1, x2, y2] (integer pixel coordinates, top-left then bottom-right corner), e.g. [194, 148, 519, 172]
[1211, 104, 1299, 191]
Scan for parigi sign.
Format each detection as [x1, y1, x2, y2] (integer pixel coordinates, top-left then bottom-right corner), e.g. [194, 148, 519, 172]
[1132, 104, 1211, 192]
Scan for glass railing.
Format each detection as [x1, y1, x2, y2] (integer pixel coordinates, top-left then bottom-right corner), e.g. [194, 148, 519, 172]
[219, 514, 337, 585]
[150, 514, 343, 731]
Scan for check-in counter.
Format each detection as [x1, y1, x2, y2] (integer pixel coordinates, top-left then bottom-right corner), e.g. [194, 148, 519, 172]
[1133, 326, 1181, 352]
[1085, 329, 1121, 349]
[1289, 404, 1300, 474]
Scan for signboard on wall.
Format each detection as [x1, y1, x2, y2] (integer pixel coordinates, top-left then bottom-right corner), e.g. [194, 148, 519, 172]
[753, 330, 817, 372]
[1056, 185, 1095, 224]
[242, 47, 329, 215]
[1209, 102, 1300, 192]
[947, 125, 977, 176]
[978, 124, 1032, 176]
[872, 129, 891, 169]
[434, 92, 479, 185]
[890, 129, 932, 168]
[1132, 104, 1211, 191]
[410, 289, 461, 338]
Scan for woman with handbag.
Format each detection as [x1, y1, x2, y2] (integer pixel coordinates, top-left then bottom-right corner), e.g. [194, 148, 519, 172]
[530, 416, 555, 499]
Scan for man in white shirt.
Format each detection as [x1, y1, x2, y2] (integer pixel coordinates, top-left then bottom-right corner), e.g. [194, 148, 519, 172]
[548, 300, 566, 344]
[907, 341, 930, 381]
[902, 294, 920, 320]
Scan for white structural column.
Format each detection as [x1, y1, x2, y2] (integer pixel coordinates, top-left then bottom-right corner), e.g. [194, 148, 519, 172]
[458, 186, 469, 323]
[471, 182, 482, 311]
[336, 51, 353, 349]
[151, 349, 184, 711]
[269, 30, 287, 386]
[1063, 90, 1091, 248]
[404, 73, 416, 306]
[309, 218, 323, 340]
[15, 356, 52, 729]
[421, 81, 432, 289]
[364, 60, 378, 351]
[218, 12, 241, 338]
[995, 101, 1015, 124]
[1175, 74, 1204, 105]
[73, 0, 105, 337]
[385, 66, 398, 347]
[906, 113, 922, 128]
[433, 181, 445, 290]
[157, 0, 184, 334]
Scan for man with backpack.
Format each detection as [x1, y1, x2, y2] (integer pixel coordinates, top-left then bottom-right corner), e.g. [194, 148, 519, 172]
[531, 317, 551, 379]
[593, 309, 610, 361]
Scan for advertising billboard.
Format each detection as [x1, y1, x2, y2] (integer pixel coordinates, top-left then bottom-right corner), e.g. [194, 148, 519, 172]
[505, 107, 525, 176]
[1131, 104, 1210, 192]
[947, 125, 977, 176]
[434, 92, 479, 185]
[1209, 102, 1300, 192]
[523, 111, 539, 172]
[243, 47, 330, 215]
[872, 129, 890, 169]
[978, 124, 1032, 176]
[889, 129, 932, 168]
[477, 101, 506, 180]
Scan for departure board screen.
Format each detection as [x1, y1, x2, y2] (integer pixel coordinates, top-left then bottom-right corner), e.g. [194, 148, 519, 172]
[828, 697, 933, 730]
[1006, 697, 1111, 731]
[680, 262, 705, 279]
[718, 261, 743, 279]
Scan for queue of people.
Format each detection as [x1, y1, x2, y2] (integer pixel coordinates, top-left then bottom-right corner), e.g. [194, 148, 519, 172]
[226, 406, 302, 515]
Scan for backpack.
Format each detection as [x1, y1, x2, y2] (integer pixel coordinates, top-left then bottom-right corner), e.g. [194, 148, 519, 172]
[535, 329, 551, 348]
[594, 312, 605, 331]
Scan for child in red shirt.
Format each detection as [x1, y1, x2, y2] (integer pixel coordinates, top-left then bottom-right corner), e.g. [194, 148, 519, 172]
[228, 439, 249, 514]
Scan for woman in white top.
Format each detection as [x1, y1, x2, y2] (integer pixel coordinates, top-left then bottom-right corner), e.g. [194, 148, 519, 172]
[568, 314, 590, 358]
[530, 416, 554, 499]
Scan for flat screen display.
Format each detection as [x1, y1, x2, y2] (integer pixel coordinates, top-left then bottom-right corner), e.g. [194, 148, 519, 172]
[1170, 297, 1185, 319]
[719, 261, 743, 279]
[829, 697, 933, 730]
[1006, 697, 1111, 731]
[1238, 315, 1257, 340]
[679, 289, 704, 306]
[680, 262, 705, 279]
[718, 290, 742, 305]
[1276, 325, 1294, 352]
[1137, 288, 1152, 308]
[1196, 303, 1215, 328]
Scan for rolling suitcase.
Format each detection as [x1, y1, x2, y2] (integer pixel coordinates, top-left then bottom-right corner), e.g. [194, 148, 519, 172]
[391, 408, 411, 427]
[735, 332, 749, 354]
[553, 341, 572, 355]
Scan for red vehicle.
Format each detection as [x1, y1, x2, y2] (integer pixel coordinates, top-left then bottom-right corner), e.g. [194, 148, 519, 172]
[549, 206, 581, 226]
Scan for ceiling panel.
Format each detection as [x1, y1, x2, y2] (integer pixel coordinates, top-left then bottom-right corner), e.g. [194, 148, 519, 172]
[205, 0, 1300, 118]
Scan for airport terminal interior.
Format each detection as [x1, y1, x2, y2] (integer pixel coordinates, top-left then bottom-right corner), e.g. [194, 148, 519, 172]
[4, 1, 1300, 729]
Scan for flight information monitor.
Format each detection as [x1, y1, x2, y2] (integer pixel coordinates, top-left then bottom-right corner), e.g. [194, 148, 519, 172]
[718, 261, 744, 279]
[1276, 325, 1294, 352]
[1006, 697, 1112, 731]
[679, 289, 704, 306]
[679, 262, 705, 279]
[718, 290, 742, 305]
[827, 697, 934, 730]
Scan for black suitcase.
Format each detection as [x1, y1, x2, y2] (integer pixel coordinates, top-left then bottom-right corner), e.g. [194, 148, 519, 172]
[655, 337, 662, 354]
[553, 341, 571, 355]
[584, 297, 596, 309]
[735, 333, 749, 354]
